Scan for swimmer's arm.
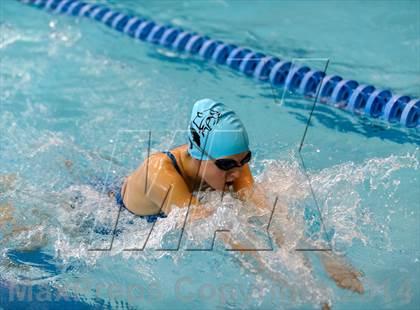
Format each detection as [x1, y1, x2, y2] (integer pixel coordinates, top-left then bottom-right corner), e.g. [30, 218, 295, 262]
[152, 170, 247, 251]
[149, 171, 214, 222]
[220, 233, 253, 253]
[164, 184, 214, 223]
[232, 164, 271, 210]
[233, 164, 287, 247]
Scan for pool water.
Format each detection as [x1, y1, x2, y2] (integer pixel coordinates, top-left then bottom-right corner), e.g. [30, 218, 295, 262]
[1, 0, 419, 309]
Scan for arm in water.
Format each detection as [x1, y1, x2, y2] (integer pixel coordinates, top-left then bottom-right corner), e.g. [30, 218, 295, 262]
[231, 165, 365, 295]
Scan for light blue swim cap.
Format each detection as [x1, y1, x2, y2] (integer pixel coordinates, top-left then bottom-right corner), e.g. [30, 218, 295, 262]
[187, 98, 249, 160]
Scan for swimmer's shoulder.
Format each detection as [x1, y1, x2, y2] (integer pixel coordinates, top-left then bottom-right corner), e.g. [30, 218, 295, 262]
[123, 151, 188, 213]
[129, 150, 183, 183]
[149, 145, 187, 176]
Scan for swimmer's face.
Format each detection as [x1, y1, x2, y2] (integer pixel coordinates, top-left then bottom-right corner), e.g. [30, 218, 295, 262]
[198, 151, 249, 191]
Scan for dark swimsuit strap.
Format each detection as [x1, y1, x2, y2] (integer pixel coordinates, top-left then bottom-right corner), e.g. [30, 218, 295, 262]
[162, 151, 182, 176]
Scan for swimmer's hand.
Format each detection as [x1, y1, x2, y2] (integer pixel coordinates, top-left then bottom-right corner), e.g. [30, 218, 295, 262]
[321, 252, 364, 294]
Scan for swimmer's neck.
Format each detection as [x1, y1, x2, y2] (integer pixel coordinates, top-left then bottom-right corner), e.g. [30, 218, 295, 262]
[177, 145, 210, 192]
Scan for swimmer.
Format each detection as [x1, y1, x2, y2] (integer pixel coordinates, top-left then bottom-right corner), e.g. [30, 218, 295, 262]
[116, 98, 364, 301]
[117, 98, 257, 222]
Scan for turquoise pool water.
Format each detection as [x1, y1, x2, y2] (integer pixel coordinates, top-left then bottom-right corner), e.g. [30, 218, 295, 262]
[1, 0, 419, 309]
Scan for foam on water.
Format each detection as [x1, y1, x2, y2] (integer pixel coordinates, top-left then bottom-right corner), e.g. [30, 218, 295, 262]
[1, 146, 417, 307]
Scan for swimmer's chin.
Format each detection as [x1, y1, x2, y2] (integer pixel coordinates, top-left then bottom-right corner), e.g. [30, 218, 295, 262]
[201, 181, 233, 191]
[216, 181, 234, 191]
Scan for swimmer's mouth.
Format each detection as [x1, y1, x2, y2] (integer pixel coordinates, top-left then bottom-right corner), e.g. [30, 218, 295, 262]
[225, 181, 234, 187]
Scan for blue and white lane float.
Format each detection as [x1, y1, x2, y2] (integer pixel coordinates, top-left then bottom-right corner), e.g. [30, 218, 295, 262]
[20, 0, 420, 128]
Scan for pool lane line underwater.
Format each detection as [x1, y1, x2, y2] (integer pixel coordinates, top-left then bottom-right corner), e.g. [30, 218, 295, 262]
[19, 0, 420, 129]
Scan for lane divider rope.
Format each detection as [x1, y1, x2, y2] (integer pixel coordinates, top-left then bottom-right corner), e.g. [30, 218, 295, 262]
[19, 0, 420, 128]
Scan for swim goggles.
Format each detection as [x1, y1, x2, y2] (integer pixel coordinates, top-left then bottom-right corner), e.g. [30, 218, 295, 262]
[198, 145, 252, 171]
[214, 151, 252, 171]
